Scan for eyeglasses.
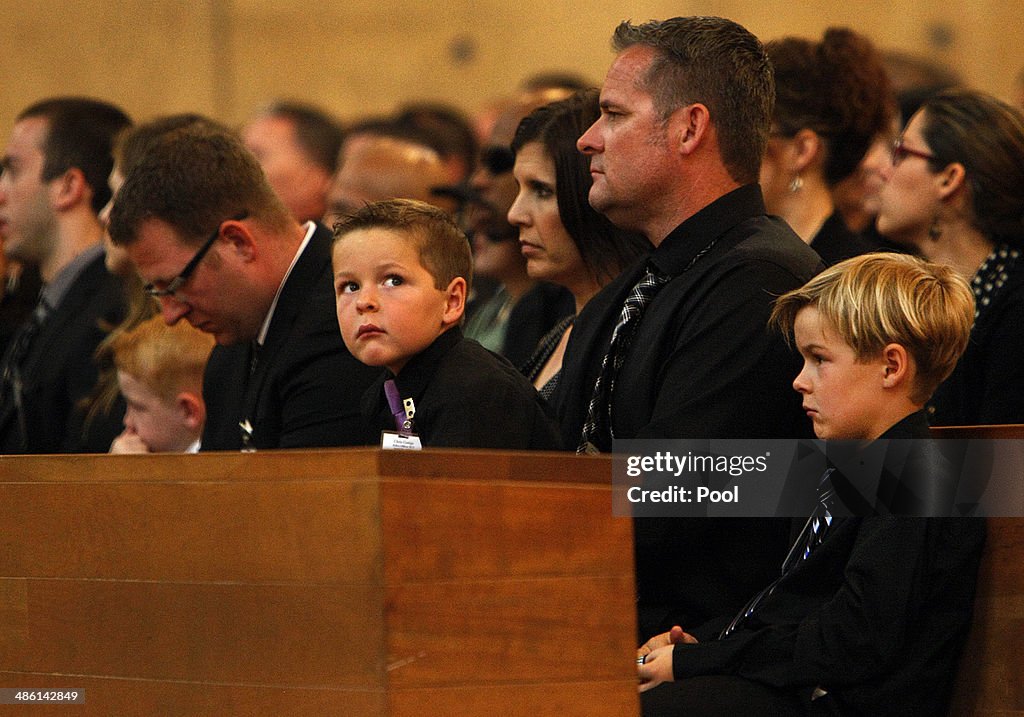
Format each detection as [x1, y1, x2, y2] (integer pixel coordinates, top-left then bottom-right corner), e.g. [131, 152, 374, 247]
[144, 212, 248, 299]
[890, 137, 936, 167]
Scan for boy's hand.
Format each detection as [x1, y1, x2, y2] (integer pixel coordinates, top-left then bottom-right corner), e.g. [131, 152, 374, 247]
[109, 430, 150, 454]
[637, 625, 698, 692]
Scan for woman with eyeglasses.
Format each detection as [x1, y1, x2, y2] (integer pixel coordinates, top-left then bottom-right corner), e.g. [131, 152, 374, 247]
[507, 90, 648, 398]
[877, 89, 1024, 425]
[760, 28, 894, 265]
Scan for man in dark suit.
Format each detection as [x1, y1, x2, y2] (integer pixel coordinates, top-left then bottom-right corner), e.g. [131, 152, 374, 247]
[108, 126, 380, 450]
[556, 17, 823, 642]
[0, 97, 131, 453]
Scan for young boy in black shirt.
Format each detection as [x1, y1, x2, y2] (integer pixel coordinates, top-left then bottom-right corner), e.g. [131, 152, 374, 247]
[332, 199, 561, 450]
[637, 253, 984, 717]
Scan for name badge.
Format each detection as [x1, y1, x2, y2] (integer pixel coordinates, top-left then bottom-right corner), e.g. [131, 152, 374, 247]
[381, 431, 422, 451]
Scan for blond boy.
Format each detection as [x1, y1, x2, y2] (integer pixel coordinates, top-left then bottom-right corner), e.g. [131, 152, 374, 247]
[636, 254, 984, 717]
[108, 316, 214, 453]
[771, 252, 974, 441]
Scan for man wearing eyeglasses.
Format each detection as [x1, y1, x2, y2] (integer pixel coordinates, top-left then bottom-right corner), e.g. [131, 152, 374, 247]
[0, 97, 131, 453]
[108, 125, 380, 451]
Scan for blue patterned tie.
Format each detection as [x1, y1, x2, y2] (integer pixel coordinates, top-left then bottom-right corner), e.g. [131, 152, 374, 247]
[718, 468, 836, 638]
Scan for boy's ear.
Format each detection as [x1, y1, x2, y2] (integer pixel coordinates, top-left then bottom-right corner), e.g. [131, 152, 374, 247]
[176, 391, 206, 431]
[441, 277, 467, 326]
[881, 343, 913, 389]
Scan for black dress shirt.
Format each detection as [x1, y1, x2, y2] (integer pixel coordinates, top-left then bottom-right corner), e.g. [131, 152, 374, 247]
[361, 327, 562, 450]
[669, 411, 985, 717]
[554, 184, 824, 637]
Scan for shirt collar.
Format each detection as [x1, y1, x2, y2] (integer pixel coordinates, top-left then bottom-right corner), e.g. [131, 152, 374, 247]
[389, 326, 463, 400]
[40, 242, 105, 310]
[255, 221, 316, 346]
[650, 184, 766, 277]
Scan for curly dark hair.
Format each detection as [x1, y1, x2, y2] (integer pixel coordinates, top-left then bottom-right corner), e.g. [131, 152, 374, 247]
[768, 27, 894, 186]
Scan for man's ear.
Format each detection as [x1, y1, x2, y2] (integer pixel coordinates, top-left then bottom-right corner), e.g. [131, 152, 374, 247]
[671, 103, 711, 156]
[219, 219, 258, 262]
[441, 277, 467, 326]
[176, 391, 206, 431]
[881, 343, 912, 389]
[48, 167, 89, 212]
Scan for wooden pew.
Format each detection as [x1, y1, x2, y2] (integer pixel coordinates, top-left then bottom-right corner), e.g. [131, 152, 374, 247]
[932, 426, 1024, 716]
[0, 449, 638, 716]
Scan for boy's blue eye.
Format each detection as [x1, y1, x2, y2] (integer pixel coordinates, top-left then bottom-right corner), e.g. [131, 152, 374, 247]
[383, 275, 403, 287]
[340, 281, 359, 294]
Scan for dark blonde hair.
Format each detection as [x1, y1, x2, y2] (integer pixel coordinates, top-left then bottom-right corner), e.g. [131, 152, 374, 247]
[110, 316, 215, 403]
[332, 199, 472, 292]
[771, 253, 974, 403]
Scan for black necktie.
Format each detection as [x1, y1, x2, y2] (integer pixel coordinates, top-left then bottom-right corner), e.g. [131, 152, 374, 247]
[578, 267, 668, 453]
[1, 295, 51, 404]
[249, 340, 262, 378]
[719, 468, 836, 639]
[1, 294, 52, 450]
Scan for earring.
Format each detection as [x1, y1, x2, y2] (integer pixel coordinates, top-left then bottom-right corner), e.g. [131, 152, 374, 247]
[928, 214, 942, 239]
[788, 175, 803, 193]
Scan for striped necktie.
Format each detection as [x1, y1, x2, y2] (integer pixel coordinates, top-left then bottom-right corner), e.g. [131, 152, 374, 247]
[578, 266, 668, 454]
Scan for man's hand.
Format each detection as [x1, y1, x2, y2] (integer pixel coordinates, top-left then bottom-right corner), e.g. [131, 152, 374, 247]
[637, 625, 697, 693]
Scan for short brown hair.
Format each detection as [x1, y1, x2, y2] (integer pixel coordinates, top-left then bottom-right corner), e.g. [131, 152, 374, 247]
[771, 253, 974, 403]
[611, 16, 774, 185]
[19, 97, 131, 214]
[108, 125, 290, 248]
[110, 316, 215, 402]
[332, 199, 472, 292]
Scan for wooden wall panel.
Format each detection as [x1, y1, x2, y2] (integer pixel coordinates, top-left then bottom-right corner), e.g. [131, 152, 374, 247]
[1, 1, 1022, 139]
[0, 449, 638, 716]
[0, 580, 383, 687]
[949, 518, 1024, 715]
[0, 479, 382, 583]
[388, 682, 639, 717]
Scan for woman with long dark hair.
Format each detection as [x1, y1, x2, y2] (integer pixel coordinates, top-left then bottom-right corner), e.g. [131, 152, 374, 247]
[508, 89, 648, 397]
[877, 89, 1024, 424]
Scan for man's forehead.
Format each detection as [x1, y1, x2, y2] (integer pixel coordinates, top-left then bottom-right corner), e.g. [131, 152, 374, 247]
[131, 218, 194, 260]
[245, 114, 298, 148]
[5, 116, 49, 160]
[603, 45, 657, 94]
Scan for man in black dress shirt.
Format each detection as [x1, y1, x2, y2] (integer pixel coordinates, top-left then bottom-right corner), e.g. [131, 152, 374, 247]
[109, 126, 379, 450]
[556, 17, 823, 641]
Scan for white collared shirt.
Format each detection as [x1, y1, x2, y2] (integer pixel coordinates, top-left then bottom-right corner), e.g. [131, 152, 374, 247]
[255, 222, 316, 347]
